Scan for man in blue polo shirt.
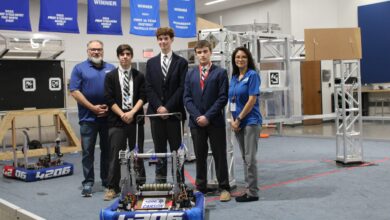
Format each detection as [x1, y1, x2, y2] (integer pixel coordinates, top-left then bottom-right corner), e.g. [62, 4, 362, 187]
[70, 40, 115, 197]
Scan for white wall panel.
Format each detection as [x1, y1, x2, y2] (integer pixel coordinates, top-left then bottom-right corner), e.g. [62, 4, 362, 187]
[290, 0, 339, 39]
[203, 0, 291, 34]
[338, 0, 389, 27]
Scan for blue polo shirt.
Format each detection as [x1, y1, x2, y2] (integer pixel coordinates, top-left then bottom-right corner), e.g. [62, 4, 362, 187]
[69, 60, 115, 123]
[228, 69, 262, 127]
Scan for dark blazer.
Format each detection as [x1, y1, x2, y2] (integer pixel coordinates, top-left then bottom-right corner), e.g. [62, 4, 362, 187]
[104, 68, 146, 127]
[183, 64, 228, 128]
[145, 52, 188, 121]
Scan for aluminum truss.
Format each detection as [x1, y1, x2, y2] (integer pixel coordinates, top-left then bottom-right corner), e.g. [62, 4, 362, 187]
[333, 60, 363, 163]
[259, 38, 305, 125]
[197, 28, 306, 188]
[259, 38, 305, 63]
[197, 29, 364, 166]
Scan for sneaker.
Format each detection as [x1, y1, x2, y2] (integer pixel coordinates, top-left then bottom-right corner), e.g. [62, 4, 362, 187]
[235, 193, 259, 202]
[104, 189, 118, 201]
[81, 185, 92, 197]
[219, 190, 231, 202]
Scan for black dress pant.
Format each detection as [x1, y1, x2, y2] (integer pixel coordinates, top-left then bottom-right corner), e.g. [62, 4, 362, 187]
[107, 124, 145, 193]
[150, 118, 184, 183]
[190, 125, 230, 192]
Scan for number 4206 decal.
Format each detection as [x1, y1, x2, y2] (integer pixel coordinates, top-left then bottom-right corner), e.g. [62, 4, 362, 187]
[35, 166, 72, 179]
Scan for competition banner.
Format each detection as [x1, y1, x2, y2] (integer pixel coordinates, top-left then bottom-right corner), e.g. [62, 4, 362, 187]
[0, 0, 31, 31]
[87, 0, 122, 35]
[168, 0, 196, 38]
[130, 0, 160, 36]
[39, 0, 79, 33]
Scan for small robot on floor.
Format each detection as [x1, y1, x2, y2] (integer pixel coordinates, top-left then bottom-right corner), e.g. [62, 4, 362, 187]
[2, 130, 73, 182]
[100, 147, 205, 220]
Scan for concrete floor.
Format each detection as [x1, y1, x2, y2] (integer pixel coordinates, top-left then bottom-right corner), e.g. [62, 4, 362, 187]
[264, 120, 390, 140]
[1, 117, 390, 219]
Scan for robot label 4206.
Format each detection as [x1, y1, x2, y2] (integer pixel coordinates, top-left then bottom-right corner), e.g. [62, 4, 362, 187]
[35, 166, 72, 180]
[118, 212, 184, 220]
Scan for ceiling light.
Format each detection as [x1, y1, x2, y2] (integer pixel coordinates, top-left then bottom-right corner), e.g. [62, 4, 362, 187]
[205, 0, 226, 6]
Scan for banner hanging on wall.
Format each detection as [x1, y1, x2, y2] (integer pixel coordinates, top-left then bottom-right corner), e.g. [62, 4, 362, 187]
[130, 0, 160, 36]
[168, 0, 196, 38]
[87, 0, 122, 35]
[39, 0, 79, 33]
[0, 0, 31, 31]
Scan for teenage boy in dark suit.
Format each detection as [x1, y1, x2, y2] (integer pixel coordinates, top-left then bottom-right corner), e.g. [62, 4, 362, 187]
[145, 27, 188, 183]
[183, 40, 231, 202]
[104, 44, 146, 201]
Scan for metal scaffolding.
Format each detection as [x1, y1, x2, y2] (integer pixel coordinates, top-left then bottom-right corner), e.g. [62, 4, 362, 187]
[259, 38, 304, 126]
[196, 27, 364, 179]
[333, 60, 363, 163]
[197, 28, 305, 188]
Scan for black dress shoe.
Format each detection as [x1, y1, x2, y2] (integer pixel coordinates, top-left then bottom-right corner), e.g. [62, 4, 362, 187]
[235, 193, 259, 202]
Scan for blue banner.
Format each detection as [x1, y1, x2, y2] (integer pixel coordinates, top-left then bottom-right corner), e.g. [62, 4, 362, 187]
[130, 0, 160, 36]
[39, 0, 79, 33]
[0, 0, 31, 31]
[168, 0, 196, 38]
[87, 0, 122, 35]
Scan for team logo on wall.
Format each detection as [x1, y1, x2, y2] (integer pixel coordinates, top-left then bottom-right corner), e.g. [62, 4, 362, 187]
[22, 78, 36, 92]
[49, 77, 62, 91]
[268, 71, 281, 87]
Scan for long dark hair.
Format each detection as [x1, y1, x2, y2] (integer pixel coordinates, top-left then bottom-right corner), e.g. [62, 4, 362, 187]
[231, 46, 256, 77]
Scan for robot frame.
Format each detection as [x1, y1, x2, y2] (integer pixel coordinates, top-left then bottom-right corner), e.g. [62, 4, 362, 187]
[100, 113, 205, 220]
[2, 129, 74, 182]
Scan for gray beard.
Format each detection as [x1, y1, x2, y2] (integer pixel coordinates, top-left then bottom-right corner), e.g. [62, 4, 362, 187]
[89, 57, 103, 65]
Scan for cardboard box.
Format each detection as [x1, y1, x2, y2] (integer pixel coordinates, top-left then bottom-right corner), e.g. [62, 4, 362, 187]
[260, 62, 283, 71]
[304, 28, 362, 61]
[197, 17, 223, 31]
[188, 41, 197, 49]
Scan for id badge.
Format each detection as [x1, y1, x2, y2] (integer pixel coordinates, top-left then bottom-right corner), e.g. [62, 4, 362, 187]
[230, 101, 236, 112]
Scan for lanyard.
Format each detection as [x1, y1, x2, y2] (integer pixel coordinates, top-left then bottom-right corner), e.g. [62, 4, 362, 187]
[232, 75, 241, 103]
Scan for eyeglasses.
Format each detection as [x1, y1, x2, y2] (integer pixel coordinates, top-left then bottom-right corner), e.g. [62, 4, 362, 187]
[88, 48, 103, 52]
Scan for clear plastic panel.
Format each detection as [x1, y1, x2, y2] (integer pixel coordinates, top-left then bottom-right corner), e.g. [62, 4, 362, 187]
[0, 32, 64, 59]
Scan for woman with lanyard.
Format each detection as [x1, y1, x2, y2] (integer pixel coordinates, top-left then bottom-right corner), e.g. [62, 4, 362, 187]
[228, 46, 262, 202]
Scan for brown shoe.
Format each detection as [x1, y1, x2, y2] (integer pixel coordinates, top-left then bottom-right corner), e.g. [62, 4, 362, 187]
[104, 189, 118, 201]
[219, 190, 231, 202]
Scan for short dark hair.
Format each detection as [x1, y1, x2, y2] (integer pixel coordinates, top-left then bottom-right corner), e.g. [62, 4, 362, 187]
[156, 27, 175, 38]
[116, 44, 133, 57]
[231, 46, 256, 76]
[194, 40, 212, 52]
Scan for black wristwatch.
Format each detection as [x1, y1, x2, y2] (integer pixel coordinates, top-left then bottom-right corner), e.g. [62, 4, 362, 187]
[236, 116, 242, 122]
